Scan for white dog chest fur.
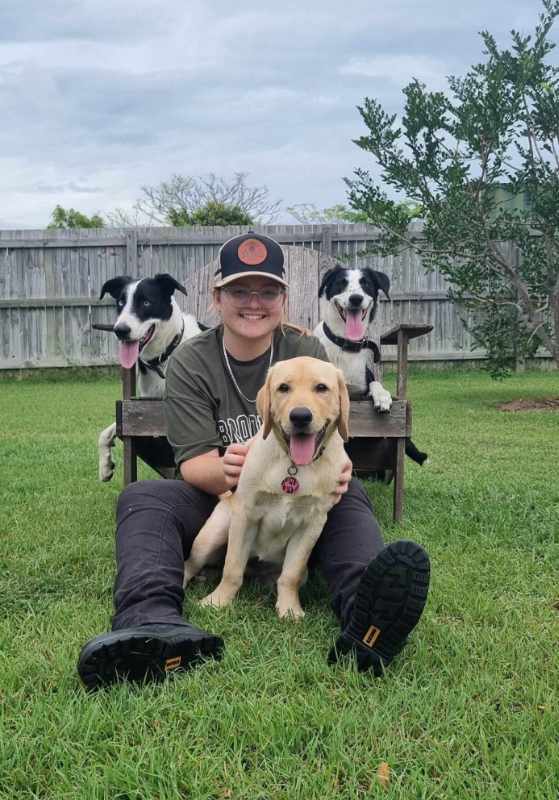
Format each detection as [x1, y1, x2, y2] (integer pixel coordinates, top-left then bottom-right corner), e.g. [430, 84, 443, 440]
[244, 491, 331, 564]
[321, 345, 370, 395]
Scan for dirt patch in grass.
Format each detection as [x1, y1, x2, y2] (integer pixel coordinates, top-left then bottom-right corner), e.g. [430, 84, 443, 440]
[497, 397, 559, 412]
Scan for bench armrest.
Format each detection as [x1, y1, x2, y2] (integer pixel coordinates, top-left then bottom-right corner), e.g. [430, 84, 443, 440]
[380, 323, 433, 345]
[379, 323, 433, 399]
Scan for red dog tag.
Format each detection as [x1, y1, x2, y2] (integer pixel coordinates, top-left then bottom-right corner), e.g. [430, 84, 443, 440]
[281, 476, 300, 494]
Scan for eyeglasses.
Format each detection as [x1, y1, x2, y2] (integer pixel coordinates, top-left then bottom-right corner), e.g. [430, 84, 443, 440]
[222, 287, 285, 306]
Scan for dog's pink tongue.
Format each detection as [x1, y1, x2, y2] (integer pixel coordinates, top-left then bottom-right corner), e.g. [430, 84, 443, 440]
[345, 311, 365, 341]
[119, 340, 140, 369]
[289, 434, 316, 466]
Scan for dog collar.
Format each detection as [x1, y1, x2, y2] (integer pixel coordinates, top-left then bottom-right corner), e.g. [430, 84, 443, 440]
[322, 323, 381, 362]
[141, 320, 186, 375]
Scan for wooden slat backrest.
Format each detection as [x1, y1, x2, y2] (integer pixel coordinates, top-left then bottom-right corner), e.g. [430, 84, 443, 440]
[116, 399, 411, 439]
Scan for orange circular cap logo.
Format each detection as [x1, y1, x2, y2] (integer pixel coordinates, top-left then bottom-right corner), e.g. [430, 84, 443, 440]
[238, 238, 267, 265]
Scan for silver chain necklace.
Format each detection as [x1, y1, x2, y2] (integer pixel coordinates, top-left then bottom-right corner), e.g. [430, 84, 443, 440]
[221, 335, 274, 405]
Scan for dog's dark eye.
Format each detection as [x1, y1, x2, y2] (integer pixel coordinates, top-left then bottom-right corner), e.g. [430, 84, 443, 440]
[315, 383, 329, 393]
[143, 300, 151, 308]
[117, 299, 124, 308]
[277, 383, 290, 393]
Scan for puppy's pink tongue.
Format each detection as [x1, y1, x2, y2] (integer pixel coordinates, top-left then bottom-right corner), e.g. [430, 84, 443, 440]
[119, 341, 139, 369]
[289, 434, 316, 466]
[345, 311, 365, 341]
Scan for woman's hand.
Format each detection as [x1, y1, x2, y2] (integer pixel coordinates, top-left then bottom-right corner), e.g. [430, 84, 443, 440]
[331, 458, 353, 504]
[222, 441, 252, 489]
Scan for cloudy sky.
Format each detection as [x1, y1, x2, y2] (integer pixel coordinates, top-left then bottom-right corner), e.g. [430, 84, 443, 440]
[0, 0, 547, 228]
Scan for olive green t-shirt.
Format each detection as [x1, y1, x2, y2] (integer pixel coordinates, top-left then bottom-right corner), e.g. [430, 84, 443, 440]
[164, 326, 329, 466]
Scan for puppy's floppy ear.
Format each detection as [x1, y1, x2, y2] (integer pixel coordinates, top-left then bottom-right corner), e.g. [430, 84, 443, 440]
[99, 276, 133, 301]
[370, 270, 390, 300]
[256, 369, 273, 439]
[318, 265, 340, 298]
[336, 369, 350, 442]
[154, 273, 188, 296]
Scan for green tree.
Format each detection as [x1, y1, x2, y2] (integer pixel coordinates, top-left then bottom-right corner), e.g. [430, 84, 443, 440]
[47, 205, 105, 229]
[168, 200, 253, 227]
[347, 0, 559, 375]
[287, 202, 421, 224]
[287, 203, 369, 223]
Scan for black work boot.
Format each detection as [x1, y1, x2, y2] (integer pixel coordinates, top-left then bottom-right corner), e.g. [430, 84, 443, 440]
[78, 623, 224, 690]
[328, 540, 430, 675]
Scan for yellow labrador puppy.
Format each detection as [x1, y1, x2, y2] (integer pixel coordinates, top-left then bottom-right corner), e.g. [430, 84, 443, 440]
[184, 356, 350, 619]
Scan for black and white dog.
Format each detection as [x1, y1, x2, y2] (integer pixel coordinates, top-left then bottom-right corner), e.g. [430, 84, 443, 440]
[97, 273, 203, 481]
[313, 264, 428, 467]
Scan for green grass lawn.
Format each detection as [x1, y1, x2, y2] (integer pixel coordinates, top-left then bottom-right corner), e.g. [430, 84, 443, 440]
[1, 368, 558, 799]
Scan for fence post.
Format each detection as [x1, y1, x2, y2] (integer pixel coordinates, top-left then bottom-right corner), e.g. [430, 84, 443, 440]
[126, 230, 138, 275]
[320, 225, 333, 257]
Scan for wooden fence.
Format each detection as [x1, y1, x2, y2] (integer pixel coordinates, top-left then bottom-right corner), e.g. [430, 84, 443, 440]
[0, 223, 511, 369]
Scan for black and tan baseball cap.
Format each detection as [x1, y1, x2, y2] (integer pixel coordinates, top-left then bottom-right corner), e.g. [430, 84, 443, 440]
[214, 231, 288, 288]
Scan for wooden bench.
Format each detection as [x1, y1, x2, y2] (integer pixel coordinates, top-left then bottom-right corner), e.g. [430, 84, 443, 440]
[93, 245, 432, 520]
[114, 323, 432, 522]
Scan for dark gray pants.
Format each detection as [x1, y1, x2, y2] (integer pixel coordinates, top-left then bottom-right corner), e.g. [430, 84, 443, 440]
[112, 478, 384, 631]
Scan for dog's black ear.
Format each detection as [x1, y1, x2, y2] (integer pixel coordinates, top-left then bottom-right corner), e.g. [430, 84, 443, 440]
[99, 276, 133, 301]
[367, 269, 390, 300]
[154, 273, 188, 297]
[318, 269, 335, 298]
[318, 265, 344, 298]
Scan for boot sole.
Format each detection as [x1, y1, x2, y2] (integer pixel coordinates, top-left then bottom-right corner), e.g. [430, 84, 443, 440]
[329, 540, 430, 674]
[78, 628, 224, 690]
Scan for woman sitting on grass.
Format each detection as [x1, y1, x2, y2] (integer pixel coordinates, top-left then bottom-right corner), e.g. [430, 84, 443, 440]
[77, 231, 430, 690]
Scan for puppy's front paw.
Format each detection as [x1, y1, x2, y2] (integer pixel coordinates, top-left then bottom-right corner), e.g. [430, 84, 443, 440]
[276, 593, 305, 620]
[199, 587, 235, 609]
[370, 383, 393, 413]
[276, 602, 305, 621]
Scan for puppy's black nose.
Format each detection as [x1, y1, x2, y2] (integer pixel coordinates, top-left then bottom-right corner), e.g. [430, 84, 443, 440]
[289, 406, 313, 429]
[114, 324, 131, 341]
[348, 293, 364, 308]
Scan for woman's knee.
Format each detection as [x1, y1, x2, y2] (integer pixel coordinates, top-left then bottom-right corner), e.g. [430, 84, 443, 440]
[319, 478, 384, 559]
[116, 479, 217, 525]
[116, 480, 169, 517]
